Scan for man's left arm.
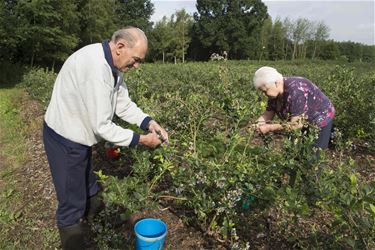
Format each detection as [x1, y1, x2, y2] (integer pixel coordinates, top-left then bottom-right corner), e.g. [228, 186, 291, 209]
[115, 84, 152, 126]
[115, 84, 169, 143]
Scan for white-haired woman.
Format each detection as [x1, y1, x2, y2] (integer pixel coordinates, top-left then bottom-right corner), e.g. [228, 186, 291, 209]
[252, 66, 335, 149]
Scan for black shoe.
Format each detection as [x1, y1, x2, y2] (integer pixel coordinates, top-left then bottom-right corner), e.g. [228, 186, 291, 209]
[85, 193, 105, 224]
[59, 222, 92, 250]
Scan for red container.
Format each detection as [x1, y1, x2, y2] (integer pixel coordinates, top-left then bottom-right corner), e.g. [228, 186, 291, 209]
[104, 142, 121, 160]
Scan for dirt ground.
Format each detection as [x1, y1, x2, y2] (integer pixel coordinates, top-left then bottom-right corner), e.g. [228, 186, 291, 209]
[5, 90, 375, 249]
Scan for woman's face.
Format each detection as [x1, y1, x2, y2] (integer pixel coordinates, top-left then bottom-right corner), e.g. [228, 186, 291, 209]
[259, 84, 280, 99]
[259, 79, 284, 99]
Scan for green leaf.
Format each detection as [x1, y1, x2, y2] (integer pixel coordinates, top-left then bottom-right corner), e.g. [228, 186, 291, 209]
[349, 173, 357, 186]
[370, 204, 375, 216]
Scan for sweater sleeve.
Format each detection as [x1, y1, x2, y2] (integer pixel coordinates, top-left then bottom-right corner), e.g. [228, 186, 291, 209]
[115, 83, 150, 128]
[79, 77, 138, 147]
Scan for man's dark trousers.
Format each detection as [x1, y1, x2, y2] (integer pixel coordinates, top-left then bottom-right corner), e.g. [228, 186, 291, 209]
[43, 122, 99, 228]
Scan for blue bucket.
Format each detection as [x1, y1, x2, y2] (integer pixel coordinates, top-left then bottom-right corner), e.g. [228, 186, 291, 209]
[134, 218, 167, 250]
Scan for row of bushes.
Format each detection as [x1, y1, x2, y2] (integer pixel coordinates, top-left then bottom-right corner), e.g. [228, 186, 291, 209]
[18, 60, 375, 248]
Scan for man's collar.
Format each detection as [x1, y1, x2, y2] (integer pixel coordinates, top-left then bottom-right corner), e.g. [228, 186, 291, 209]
[102, 40, 117, 76]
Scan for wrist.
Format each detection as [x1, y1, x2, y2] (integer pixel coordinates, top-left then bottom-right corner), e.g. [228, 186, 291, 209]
[141, 116, 153, 131]
[129, 133, 140, 147]
[139, 134, 147, 145]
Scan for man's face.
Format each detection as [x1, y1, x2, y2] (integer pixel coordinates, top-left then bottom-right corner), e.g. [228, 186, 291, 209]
[114, 40, 147, 73]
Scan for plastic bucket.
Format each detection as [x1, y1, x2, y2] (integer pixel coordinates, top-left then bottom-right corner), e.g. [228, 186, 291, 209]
[134, 218, 167, 250]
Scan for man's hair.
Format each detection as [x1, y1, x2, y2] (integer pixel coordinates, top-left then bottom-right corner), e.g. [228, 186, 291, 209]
[253, 66, 283, 89]
[111, 26, 148, 48]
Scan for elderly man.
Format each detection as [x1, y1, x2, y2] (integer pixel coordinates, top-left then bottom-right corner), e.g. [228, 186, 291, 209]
[43, 27, 169, 249]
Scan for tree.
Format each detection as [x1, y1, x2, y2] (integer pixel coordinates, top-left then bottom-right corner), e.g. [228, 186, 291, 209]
[191, 0, 268, 60]
[76, 0, 117, 47]
[361, 44, 375, 63]
[148, 9, 193, 63]
[0, 0, 24, 61]
[173, 9, 193, 63]
[338, 41, 367, 62]
[189, 0, 228, 60]
[311, 21, 329, 59]
[14, 0, 80, 68]
[259, 16, 272, 60]
[114, 0, 154, 34]
[0, 1, 7, 59]
[149, 16, 174, 62]
[320, 40, 340, 60]
[282, 17, 294, 60]
[291, 18, 310, 60]
[0, 1, 5, 46]
[268, 17, 286, 60]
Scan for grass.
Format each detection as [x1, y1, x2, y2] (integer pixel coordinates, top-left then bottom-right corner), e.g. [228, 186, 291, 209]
[0, 86, 58, 249]
[0, 86, 27, 248]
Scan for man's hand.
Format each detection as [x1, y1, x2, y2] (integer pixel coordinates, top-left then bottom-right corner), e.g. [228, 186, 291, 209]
[148, 120, 169, 144]
[139, 132, 162, 148]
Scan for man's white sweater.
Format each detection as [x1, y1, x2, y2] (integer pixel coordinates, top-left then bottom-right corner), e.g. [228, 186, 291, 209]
[45, 43, 149, 147]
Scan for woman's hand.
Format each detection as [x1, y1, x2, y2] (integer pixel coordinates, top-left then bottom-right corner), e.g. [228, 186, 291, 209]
[256, 124, 271, 134]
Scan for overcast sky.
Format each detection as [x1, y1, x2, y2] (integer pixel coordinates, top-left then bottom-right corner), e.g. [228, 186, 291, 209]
[150, 0, 375, 45]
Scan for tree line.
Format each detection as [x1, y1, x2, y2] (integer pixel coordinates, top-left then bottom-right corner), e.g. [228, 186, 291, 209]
[0, 0, 373, 70]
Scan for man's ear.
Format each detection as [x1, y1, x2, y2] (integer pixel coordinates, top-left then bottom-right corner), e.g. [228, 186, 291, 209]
[115, 41, 126, 55]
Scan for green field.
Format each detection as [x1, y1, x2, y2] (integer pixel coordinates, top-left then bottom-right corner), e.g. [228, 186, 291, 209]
[1, 60, 373, 249]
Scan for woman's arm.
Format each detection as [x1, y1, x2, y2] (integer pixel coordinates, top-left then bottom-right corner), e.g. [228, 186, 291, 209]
[258, 115, 303, 134]
[256, 110, 275, 125]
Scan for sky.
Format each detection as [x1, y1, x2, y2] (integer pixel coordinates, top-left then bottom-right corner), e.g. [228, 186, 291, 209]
[150, 0, 375, 45]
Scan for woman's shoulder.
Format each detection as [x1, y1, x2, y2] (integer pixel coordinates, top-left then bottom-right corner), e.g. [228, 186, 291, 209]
[284, 76, 309, 83]
[285, 76, 314, 89]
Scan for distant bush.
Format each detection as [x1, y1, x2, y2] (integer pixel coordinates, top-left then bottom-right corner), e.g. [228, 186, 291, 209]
[0, 61, 26, 86]
[20, 68, 56, 108]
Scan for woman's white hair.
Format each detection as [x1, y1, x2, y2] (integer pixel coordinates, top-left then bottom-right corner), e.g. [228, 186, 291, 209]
[253, 66, 283, 89]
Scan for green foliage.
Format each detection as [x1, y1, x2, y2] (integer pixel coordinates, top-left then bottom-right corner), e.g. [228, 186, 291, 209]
[97, 148, 173, 219]
[1, 1, 374, 66]
[320, 40, 341, 60]
[317, 164, 375, 249]
[323, 66, 375, 141]
[0, 61, 26, 86]
[14, 0, 80, 67]
[76, 0, 117, 47]
[24, 60, 375, 247]
[20, 68, 56, 107]
[149, 9, 193, 63]
[191, 0, 268, 60]
[123, 61, 374, 247]
[114, 0, 154, 33]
